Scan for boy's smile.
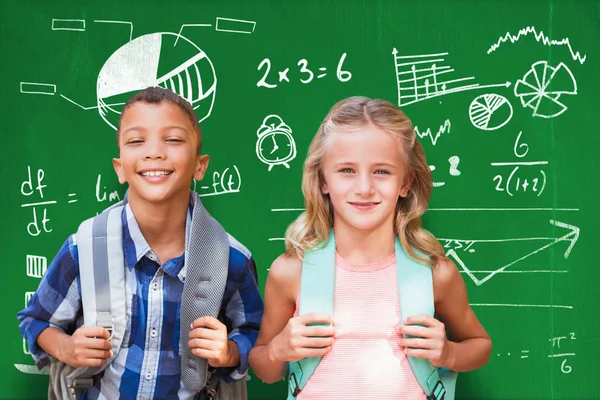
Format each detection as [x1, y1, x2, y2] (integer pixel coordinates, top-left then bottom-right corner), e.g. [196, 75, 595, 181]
[112, 101, 209, 205]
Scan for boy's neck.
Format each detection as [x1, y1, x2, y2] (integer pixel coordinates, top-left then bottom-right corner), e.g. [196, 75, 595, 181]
[333, 223, 396, 265]
[128, 191, 191, 263]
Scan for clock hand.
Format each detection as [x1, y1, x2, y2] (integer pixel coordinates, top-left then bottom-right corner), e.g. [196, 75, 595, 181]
[270, 135, 279, 154]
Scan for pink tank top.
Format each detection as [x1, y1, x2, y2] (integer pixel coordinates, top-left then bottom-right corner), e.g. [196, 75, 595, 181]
[294, 252, 426, 400]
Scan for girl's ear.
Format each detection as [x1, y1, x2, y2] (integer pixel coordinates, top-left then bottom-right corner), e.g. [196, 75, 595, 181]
[321, 182, 329, 194]
[399, 175, 413, 198]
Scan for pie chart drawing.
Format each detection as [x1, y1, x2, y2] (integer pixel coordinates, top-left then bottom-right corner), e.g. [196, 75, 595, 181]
[514, 61, 577, 119]
[96, 32, 217, 130]
[468, 94, 513, 131]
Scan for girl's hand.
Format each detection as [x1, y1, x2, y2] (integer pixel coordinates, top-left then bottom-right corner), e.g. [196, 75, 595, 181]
[396, 314, 452, 368]
[267, 313, 334, 363]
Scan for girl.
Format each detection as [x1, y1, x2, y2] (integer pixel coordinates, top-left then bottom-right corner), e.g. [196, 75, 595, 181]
[248, 97, 491, 399]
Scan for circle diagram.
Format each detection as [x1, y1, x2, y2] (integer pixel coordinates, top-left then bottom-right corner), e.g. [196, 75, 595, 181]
[96, 32, 217, 130]
[469, 94, 513, 131]
[514, 61, 577, 119]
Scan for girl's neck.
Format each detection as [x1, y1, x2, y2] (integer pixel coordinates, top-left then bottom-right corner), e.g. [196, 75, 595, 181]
[333, 222, 396, 265]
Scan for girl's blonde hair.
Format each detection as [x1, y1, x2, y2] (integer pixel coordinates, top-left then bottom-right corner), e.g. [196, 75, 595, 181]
[285, 96, 444, 267]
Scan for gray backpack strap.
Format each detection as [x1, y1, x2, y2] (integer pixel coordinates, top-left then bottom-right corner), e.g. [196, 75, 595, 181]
[287, 231, 335, 399]
[180, 192, 230, 392]
[395, 239, 457, 400]
[63, 201, 127, 398]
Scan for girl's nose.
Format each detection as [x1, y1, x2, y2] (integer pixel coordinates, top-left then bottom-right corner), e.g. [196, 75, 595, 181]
[355, 172, 374, 196]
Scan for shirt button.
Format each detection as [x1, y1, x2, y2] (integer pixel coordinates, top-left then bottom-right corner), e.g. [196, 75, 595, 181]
[146, 372, 152, 380]
[153, 282, 159, 291]
[151, 328, 157, 337]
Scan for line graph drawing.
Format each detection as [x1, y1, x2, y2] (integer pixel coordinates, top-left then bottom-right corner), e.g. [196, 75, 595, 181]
[392, 48, 511, 106]
[487, 26, 586, 64]
[514, 61, 577, 119]
[96, 32, 216, 130]
[414, 119, 451, 145]
[469, 94, 513, 131]
[446, 220, 579, 286]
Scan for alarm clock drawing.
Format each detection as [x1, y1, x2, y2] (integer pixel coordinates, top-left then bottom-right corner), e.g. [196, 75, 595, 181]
[255, 114, 297, 171]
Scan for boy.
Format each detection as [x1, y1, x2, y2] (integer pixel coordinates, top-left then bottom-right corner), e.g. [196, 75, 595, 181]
[17, 87, 264, 399]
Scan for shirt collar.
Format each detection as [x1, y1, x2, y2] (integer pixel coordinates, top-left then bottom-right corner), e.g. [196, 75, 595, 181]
[121, 197, 194, 282]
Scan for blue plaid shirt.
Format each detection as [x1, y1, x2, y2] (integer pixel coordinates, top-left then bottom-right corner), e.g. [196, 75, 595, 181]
[17, 202, 264, 399]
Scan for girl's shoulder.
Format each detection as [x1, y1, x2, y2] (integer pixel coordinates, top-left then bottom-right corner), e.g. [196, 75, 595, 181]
[266, 252, 303, 301]
[432, 256, 464, 304]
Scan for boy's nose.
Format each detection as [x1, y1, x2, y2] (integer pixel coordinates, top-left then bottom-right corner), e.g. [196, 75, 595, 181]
[144, 138, 166, 159]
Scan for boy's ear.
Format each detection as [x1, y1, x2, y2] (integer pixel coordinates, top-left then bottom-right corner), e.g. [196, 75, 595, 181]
[112, 158, 127, 184]
[194, 154, 210, 181]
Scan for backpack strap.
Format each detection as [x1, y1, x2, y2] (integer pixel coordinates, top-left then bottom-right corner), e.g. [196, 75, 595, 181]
[287, 232, 335, 398]
[68, 200, 127, 396]
[395, 240, 450, 400]
[179, 192, 230, 392]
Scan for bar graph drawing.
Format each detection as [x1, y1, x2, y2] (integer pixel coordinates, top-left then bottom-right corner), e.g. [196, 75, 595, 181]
[392, 48, 511, 107]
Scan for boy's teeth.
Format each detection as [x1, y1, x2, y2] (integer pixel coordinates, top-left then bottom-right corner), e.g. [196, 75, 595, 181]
[142, 171, 170, 177]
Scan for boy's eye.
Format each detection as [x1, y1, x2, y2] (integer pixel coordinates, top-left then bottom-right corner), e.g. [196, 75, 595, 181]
[166, 137, 184, 143]
[126, 138, 143, 145]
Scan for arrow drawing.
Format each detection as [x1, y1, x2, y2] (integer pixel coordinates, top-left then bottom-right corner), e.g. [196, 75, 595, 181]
[447, 220, 579, 286]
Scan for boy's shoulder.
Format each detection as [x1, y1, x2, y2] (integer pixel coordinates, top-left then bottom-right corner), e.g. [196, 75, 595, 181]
[225, 232, 252, 260]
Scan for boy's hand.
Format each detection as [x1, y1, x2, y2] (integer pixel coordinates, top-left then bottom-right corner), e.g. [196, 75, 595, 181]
[267, 313, 334, 363]
[396, 314, 453, 368]
[59, 326, 112, 368]
[189, 316, 236, 368]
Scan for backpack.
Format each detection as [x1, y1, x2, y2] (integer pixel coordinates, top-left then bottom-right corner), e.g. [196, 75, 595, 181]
[47, 192, 248, 400]
[287, 232, 458, 400]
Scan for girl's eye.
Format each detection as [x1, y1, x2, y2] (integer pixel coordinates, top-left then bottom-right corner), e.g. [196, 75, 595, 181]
[167, 137, 183, 143]
[375, 170, 390, 175]
[126, 139, 143, 145]
[340, 168, 354, 173]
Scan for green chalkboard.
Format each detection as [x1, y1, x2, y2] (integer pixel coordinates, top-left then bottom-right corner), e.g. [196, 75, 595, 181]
[2, 0, 599, 398]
